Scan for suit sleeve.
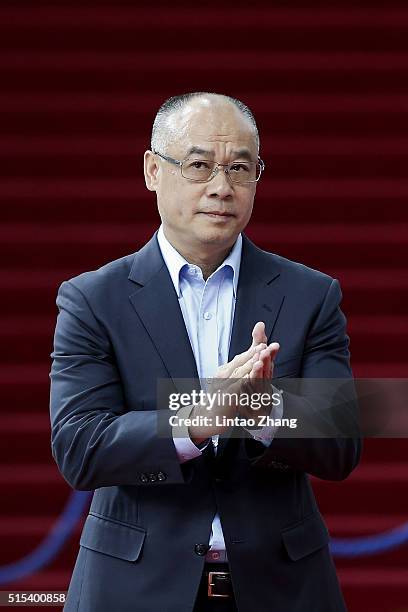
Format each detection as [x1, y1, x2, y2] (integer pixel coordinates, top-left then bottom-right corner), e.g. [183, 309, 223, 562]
[245, 278, 362, 481]
[49, 280, 188, 490]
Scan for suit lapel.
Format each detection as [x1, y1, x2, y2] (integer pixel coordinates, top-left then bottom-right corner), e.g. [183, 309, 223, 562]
[218, 233, 286, 457]
[228, 234, 284, 360]
[128, 232, 199, 395]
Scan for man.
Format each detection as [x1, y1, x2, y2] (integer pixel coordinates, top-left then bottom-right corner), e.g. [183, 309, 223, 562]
[50, 92, 361, 611]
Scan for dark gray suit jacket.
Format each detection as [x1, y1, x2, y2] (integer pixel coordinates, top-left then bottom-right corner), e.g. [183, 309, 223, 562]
[50, 231, 360, 612]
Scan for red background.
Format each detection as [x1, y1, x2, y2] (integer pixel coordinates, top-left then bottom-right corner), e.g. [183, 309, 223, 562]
[0, 2, 407, 610]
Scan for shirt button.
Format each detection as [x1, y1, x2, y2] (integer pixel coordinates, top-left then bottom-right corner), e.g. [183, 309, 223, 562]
[203, 312, 212, 320]
[188, 266, 196, 275]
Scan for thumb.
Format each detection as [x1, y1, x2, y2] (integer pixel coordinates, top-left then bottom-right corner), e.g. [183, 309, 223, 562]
[251, 321, 267, 347]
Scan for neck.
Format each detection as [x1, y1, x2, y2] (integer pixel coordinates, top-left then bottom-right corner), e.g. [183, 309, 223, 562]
[193, 259, 225, 281]
[179, 246, 232, 281]
[162, 229, 236, 280]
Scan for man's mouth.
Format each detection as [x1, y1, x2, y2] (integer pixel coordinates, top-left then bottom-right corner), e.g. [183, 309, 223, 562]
[200, 211, 234, 217]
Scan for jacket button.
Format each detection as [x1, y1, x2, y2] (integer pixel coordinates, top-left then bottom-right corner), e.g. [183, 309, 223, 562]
[157, 471, 167, 481]
[139, 473, 149, 483]
[149, 473, 158, 482]
[195, 543, 209, 556]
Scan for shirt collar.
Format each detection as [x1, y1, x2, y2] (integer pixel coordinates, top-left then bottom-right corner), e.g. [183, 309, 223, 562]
[157, 224, 242, 298]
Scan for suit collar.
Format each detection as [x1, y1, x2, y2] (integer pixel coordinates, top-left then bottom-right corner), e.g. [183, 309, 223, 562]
[228, 232, 283, 360]
[127, 230, 281, 288]
[127, 230, 164, 286]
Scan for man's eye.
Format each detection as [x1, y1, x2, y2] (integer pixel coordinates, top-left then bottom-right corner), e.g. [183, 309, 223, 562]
[230, 163, 250, 173]
[187, 160, 210, 169]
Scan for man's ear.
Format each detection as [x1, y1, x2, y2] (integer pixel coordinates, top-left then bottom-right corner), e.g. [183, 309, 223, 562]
[144, 150, 159, 191]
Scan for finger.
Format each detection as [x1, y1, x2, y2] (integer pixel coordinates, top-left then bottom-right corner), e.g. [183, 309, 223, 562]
[230, 349, 262, 382]
[249, 359, 264, 380]
[258, 342, 280, 379]
[251, 322, 267, 348]
[224, 350, 261, 396]
[237, 350, 261, 376]
[269, 342, 280, 361]
[219, 346, 256, 376]
[223, 343, 266, 377]
[259, 348, 271, 379]
[268, 342, 280, 378]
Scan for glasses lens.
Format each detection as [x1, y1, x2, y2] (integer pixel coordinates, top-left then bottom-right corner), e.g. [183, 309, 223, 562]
[182, 159, 215, 181]
[228, 162, 260, 183]
[181, 159, 263, 183]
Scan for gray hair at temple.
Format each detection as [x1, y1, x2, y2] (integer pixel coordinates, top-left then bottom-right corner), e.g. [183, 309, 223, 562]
[150, 92, 260, 155]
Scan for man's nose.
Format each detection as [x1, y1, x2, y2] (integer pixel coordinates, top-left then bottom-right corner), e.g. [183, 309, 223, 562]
[206, 167, 234, 199]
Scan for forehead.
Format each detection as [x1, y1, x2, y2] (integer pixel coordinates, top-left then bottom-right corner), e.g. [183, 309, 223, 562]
[168, 98, 258, 155]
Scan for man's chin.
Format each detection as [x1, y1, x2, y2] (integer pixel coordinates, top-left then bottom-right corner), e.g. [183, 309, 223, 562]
[194, 227, 238, 246]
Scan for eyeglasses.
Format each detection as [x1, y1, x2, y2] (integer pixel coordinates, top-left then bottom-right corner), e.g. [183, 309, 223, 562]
[153, 151, 265, 184]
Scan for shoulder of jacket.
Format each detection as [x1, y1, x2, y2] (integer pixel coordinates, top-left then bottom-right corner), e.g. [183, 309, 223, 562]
[259, 247, 336, 289]
[59, 251, 136, 297]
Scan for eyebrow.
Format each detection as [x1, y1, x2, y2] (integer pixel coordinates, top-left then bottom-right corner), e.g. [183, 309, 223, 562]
[185, 146, 255, 161]
[185, 146, 213, 158]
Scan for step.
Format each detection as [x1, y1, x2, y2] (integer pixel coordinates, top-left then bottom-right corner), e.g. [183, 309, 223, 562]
[1, 361, 407, 411]
[1, 90, 408, 113]
[3, 53, 408, 94]
[4, 113, 408, 139]
[0, 465, 85, 517]
[0, 514, 407, 571]
[0, 513, 404, 539]
[2, 7, 408, 30]
[4, 569, 71, 591]
[312, 463, 408, 515]
[1, 414, 407, 464]
[3, 568, 408, 612]
[2, 194, 408, 225]
[1, 313, 406, 364]
[12, 313, 408, 330]
[0, 461, 407, 515]
[3, 239, 406, 271]
[3, 107, 408, 136]
[1, 151, 408, 179]
[2, 177, 408, 199]
[1, 264, 408, 315]
[340, 569, 408, 612]
[3, 135, 408, 157]
[0, 531, 83, 571]
[0, 484, 80, 518]
[4, 51, 408, 75]
[1, 223, 406, 245]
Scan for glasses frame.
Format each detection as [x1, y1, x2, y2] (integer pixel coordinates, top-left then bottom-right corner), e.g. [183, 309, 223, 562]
[153, 150, 265, 184]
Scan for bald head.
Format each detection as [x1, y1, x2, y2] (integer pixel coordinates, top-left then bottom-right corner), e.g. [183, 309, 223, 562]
[151, 92, 260, 155]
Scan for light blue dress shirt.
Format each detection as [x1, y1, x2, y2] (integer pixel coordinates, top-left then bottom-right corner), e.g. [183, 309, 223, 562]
[157, 225, 282, 562]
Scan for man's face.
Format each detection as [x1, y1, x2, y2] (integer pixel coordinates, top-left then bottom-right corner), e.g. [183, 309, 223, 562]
[144, 98, 259, 255]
